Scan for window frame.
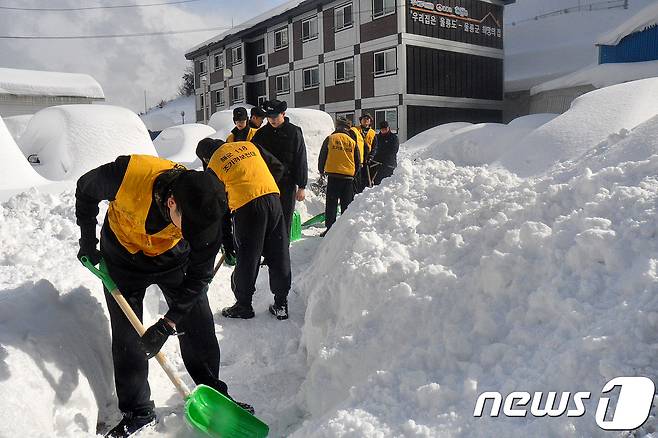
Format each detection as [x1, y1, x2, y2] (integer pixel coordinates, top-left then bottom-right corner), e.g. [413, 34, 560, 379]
[372, 0, 396, 19]
[215, 90, 225, 107]
[199, 93, 205, 109]
[275, 73, 290, 94]
[374, 47, 397, 77]
[335, 57, 355, 84]
[301, 16, 319, 42]
[213, 53, 224, 71]
[273, 27, 289, 51]
[375, 108, 398, 132]
[231, 46, 243, 66]
[199, 60, 207, 74]
[256, 53, 266, 67]
[231, 85, 244, 104]
[334, 3, 353, 32]
[303, 66, 320, 90]
[335, 111, 355, 125]
[257, 95, 268, 106]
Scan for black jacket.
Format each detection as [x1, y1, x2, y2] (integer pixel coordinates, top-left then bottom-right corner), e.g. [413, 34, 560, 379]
[373, 132, 400, 168]
[228, 126, 252, 142]
[318, 128, 362, 179]
[251, 117, 308, 189]
[75, 155, 230, 323]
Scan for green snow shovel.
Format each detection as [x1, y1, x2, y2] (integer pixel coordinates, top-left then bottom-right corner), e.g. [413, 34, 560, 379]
[301, 212, 326, 228]
[290, 210, 302, 242]
[81, 257, 269, 438]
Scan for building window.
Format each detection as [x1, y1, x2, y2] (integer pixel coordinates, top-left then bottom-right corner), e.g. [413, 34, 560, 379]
[231, 85, 244, 103]
[199, 60, 207, 74]
[200, 94, 205, 108]
[335, 3, 353, 32]
[274, 28, 289, 51]
[336, 111, 355, 125]
[374, 48, 396, 76]
[303, 67, 320, 89]
[276, 74, 290, 94]
[214, 54, 224, 71]
[302, 16, 318, 41]
[258, 95, 267, 106]
[216, 90, 225, 107]
[231, 46, 242, 65]
[373, 0, 395, 18]
[256, 53, 266, 67]
[335, 58, 354, 84]
[375, 108, 397, 132]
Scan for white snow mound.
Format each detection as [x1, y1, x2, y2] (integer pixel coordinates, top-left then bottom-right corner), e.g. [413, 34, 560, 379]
[153, 123, 215, 168]
[0, 117, 48, 191]
[3, 114, 33, 142]
[18, 105, 156, 181]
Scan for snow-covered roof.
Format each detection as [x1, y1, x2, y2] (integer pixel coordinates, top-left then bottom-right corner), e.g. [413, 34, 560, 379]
[530, 59, 658, 95]
[0, 67, 104, 99]
[596, 2, 658, 46]
[186, 0, 307, 56]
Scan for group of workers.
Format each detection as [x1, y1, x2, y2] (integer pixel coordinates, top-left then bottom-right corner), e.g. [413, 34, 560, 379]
[75, 99, 398, 437]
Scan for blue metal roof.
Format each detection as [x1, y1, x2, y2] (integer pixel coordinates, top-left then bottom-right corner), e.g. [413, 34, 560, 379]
[600, 24, 658, 64]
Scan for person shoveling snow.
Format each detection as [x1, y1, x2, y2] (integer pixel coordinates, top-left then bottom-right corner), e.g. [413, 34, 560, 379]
[75, 155, 255, 437]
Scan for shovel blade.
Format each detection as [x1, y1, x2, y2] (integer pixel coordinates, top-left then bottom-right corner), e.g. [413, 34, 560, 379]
[185, 385, 269, 438]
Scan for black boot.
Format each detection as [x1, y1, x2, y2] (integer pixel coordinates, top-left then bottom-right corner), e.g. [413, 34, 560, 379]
[269, 301, 288, 320]
[221, 302, 255, 319]
[105, 408, 156, 438]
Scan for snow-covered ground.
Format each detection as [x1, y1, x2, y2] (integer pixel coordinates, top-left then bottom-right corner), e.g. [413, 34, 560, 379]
[3, 78, 658, 437]
[140, 95, 196, 133]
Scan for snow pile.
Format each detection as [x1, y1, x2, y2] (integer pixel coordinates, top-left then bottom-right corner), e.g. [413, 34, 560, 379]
[0, 117, 48, 192]
[140, 95, 195, 132]
[402, 122, 471, 154]
[504, 0, 655, 91]
[531, 60, 658, 95]
[497, 78, 658, 177]
[0, 67, 104, 99]
[153, 123, 215, 168]
[597, 2, 658, 46]
[3, 114, 32, 142]
[294, 110, 658, 436]
[18, 105, 156, 181]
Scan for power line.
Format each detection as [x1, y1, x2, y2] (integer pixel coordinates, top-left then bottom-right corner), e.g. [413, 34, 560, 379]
[0, 0, 202, 11]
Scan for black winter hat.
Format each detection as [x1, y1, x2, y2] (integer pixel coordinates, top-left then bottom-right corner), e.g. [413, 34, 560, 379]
[379, 121, 390, 129]
[335, 116, 351, 130]
[172, 170, 223, 245]
[233, 107, 248, 121]
[263, 99, 287, 116]
[196, 138, 224, 167]
[251, 106, 266, 118]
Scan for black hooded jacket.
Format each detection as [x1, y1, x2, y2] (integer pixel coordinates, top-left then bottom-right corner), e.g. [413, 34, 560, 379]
[251, 117, 308, 189]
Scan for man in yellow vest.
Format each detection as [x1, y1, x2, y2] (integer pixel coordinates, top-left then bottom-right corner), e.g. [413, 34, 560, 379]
[200, 139, 291, 321]
[358, 113, 378, 189]
[226, 107, 258, 143]
[75, 155, 252, 437]
[349, 123, 366, 193]
[318, 117, 362, 236]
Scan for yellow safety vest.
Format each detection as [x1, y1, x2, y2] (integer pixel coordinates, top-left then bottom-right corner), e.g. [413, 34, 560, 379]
[226, 127, 258, 143]
[324, 133, 357, 177]
[363, 128, 376, 152]
[350, 127, 365, 164]
[207, 141, 280, 212]
[107, 155, 183, 257]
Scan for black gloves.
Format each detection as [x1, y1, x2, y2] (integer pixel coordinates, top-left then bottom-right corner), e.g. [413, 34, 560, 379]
[141, 318, 176, 359]
[222, 244, 237, 266]
[78, 238, 102, 266]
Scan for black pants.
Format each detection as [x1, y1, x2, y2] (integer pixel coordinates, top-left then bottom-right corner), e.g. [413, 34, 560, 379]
[325, 176, 355, 230]
[372, 163, 395, 185]
[103, 263, 227, 414]
[278, 182, 296, 240]
[232, 194, 291, 307]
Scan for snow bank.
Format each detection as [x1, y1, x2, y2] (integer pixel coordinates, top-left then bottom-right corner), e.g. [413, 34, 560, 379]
[531, 60, 658, 95]
[294, 112, 658, 435]
[18, 105, 156, 181]
[497, 77, 658, 177]
[0, 67, 104, 99]
[140, 95, 195, 132]
[596, 2, 658, 46]
[3, 114, 32, 142]
[402, 122, 472, 154]
[153, 123, 215, 168]
[0, 117, 48, 191]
